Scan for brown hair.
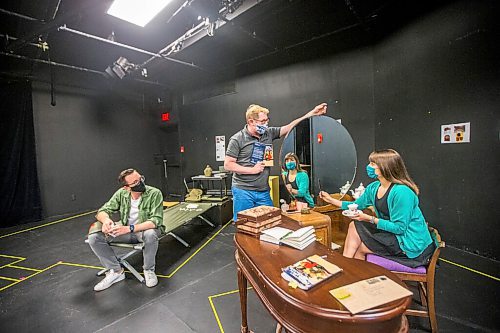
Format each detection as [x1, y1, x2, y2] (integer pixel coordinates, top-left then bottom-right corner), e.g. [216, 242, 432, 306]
[369, 149, 419, 194]
[118, 168, 136, 185]
[284, 152, 305, 172]
[245, 104, 269, 121]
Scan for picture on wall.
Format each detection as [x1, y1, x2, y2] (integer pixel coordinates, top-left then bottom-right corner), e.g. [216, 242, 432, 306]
[216, 135, 226, 161]
[441, 122, 470, 144]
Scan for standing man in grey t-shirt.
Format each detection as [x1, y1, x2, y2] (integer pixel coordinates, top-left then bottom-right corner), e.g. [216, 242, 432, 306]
[224, 103, 327, 221]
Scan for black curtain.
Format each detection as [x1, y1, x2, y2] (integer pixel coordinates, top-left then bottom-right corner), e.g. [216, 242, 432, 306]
[0, 79, 42, 227]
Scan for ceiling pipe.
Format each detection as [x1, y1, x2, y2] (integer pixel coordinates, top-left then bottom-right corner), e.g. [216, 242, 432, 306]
[0, 51, 168, 87]
[138, 19, 210, 69]
[1, 51, 105, 75]
[0, 8, 43, 22]
[57, 25, 203, 70]
[0, 33, 48, 50]
[139, 0, 261, 70]
[6, 0, 107, 52]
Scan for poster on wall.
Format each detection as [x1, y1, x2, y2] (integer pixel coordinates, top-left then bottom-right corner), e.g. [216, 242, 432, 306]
[441, 122, 470, 144]
[215, 135, 226, 161]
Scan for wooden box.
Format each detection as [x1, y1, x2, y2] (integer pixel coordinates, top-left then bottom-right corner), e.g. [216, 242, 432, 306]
[236, 205, 281, 223]
[285, 210, 331, 247]
[236, 205, 282, 237]
[236, 216, 282, 235]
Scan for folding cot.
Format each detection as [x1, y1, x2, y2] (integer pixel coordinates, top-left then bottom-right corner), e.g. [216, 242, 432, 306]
[86, 202, 217, 283]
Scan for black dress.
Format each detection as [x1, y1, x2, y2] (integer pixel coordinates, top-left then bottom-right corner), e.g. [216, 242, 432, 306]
[285, 173, 307, 204]
[354, 184, 434, 267]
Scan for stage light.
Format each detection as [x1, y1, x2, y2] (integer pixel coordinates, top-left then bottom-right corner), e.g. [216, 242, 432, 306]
[107, 0, 173, 27]
[104, 56, 136, 79]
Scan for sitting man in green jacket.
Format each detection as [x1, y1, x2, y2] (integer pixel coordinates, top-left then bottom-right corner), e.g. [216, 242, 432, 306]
[88, 168, 164, 291]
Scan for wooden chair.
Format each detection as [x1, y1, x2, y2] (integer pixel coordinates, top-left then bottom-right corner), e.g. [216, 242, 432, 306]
[366, 227, 445, 332]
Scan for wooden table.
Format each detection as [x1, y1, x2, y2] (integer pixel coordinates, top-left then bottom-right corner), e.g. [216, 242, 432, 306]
[234, 216, 411, 333]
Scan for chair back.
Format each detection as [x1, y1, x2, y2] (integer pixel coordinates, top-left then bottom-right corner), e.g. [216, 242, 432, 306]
[427, 227, 445, 279]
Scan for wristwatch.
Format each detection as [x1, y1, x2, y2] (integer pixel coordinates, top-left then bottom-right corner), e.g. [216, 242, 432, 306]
[129, 224, 135, 233]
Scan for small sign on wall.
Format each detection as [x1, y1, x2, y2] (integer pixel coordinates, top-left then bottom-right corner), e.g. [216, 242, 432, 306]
[441, 122, 470, 144]
[216, 135, 225, 161]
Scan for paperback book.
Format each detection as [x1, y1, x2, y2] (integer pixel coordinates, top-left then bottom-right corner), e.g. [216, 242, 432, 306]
[250, 142, 274, 166]
[260, 226, 316, 250]
[281, 255, 343, 290]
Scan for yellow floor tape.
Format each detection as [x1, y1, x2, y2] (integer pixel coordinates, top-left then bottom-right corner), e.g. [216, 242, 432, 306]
[0, 217, 232, 292]
[0, 210, 97, 239]
[208, 287, 253, 333]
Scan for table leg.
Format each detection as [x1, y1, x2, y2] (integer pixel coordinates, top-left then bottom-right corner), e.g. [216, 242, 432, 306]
[398, 314, 409, 333]
[237, 266, 249, 333]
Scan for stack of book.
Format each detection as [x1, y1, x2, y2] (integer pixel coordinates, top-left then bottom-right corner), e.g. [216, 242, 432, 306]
[236, 205, 282, 236]
[260, 226, 316, 250]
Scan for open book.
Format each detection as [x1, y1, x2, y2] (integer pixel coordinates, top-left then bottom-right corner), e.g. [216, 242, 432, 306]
[260, 226, 316, 250]
[281, 255, 343, 290]
[330, 275, 413, 314]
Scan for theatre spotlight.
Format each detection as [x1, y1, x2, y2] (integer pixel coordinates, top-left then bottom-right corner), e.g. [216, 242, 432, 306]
[104, 56, 136, 79]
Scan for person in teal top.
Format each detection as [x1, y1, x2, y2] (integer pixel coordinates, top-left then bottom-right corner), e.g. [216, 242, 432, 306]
[282, 152, 315, 208]
[319, 149, 433, 267]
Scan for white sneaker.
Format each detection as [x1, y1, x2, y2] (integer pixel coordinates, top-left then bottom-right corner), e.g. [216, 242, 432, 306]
[144, 270, 158, 288]
[94, 269, 125, 291]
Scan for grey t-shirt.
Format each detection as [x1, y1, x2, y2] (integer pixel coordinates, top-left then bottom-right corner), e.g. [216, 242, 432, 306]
[226, 125, 281, 191]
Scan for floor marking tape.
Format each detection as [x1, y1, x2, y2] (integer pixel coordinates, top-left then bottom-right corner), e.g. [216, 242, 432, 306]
[0, 210, 97, 239]
[208, 287, 253, 333]
[440, 258, 500, 282]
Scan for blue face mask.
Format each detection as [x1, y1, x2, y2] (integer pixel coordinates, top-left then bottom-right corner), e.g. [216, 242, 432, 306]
[366, 164, 378, 179]
[285, 162, 296, 170]
[256, 124, 268, 135]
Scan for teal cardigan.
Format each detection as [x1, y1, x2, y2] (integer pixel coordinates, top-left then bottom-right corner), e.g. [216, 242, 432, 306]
[282, 171, 315, 207]
[341, 181, 432, 258]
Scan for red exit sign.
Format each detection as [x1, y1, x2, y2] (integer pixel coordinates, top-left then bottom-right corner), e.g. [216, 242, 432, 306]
[161, 112, 170, 122]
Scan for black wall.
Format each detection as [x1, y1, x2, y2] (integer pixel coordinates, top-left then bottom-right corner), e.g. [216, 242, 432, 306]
[23, 1, 499, 259]
[32, 81, 173, 218]
[372, 1, 500, 258]
[177, 1, 499, 258]
[179, 50, 376, 184]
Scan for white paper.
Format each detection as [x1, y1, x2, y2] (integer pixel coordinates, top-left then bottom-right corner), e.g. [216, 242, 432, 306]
[215, 135, 226, 161]
[330, 275, 412, 314]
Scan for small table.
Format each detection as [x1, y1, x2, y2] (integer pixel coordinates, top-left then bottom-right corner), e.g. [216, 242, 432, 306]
[191, 174, 228, 198]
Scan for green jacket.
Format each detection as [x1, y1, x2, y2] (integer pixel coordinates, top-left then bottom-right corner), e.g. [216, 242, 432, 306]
[282, 170, 315, 207]
[98, 185, 164, 233]
[341, 181, 431, 258]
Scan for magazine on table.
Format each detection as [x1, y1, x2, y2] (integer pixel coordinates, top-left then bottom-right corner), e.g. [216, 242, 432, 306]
[260, 226, 316, 250]
[281, 254, 343, 290]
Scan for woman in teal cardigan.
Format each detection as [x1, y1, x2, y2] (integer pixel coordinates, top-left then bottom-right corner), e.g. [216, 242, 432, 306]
[319, 149, 433, 267]
[282, 152, 314, 207]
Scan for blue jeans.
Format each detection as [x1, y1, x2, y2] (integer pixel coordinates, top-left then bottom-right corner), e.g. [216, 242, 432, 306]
[88, 229, 160, 272]
[232, 187, 274, 221]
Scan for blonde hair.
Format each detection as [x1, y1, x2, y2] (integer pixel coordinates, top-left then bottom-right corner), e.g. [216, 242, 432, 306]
[369, 149, 419, 194]
[245, 104, 269, 121]
[284, 152, 305, 172]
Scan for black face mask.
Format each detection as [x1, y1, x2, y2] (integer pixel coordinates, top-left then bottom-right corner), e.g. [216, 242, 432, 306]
[130, 180, 146, 193]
